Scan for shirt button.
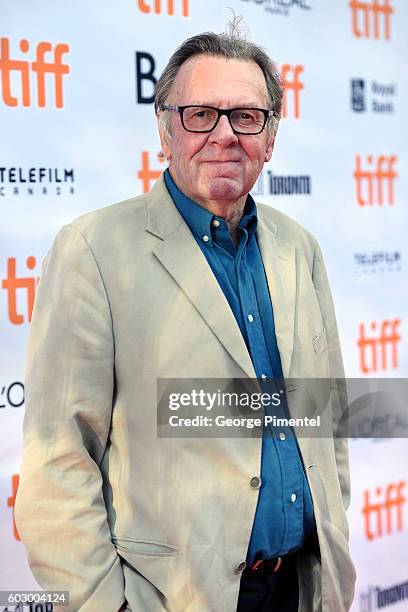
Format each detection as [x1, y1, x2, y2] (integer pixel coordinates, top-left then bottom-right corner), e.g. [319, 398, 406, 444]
[291, 493, 297, 503]
[249, 476, 262, 490]
[235, 561, 247, 574]
[279, 432, 286, 441]
[212, 219, 220, 227]
[247, 314, 254, 323]
[261, 374, 267, 380]
[202, 235, 209, 242]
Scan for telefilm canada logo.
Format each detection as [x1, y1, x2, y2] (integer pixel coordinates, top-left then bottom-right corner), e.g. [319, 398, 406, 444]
[360, 580, 408, 610]
[354, 251, 401, 274]
[351, 78, 396, 114]
[240, 0, 311, 17]
[0, 166, 75, 197]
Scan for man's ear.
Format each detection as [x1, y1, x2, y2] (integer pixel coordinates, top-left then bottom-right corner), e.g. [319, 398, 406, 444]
[157, 112, 172, 160]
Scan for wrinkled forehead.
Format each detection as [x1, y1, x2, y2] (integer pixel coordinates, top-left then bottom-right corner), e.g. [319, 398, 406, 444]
[169, 54, 269, 107]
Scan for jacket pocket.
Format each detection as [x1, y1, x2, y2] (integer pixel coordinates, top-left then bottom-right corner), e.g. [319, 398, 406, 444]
[312, 328, 327, 355]
[112, 537, 179, 557]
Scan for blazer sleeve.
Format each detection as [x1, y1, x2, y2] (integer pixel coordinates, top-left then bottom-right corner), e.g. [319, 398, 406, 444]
[312, 241, 351, 515]
[15, 225, 125, 612]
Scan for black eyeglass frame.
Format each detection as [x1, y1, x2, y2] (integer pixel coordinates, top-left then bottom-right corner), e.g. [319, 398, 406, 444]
[161, 104, 275, 135]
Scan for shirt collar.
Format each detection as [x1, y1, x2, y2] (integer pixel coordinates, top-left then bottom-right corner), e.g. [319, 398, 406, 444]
[164, 169, 258, 247]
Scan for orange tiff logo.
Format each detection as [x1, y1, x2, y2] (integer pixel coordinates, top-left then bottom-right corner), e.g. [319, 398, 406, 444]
[362, 481, 406, 540]
[349, 0, 393, 39]
[1, 256, 39, 324]
[0, 37, 70, 108]
[357, 319, 401, 374]
[137, 151, 162, 193]
[7, 474, 20, 541]
[137, 0, 189, 16]
[281, 64, 304, 119]
[353, 155, 397, 206]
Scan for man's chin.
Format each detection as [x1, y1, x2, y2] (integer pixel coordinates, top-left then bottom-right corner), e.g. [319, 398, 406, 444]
[206, 177, 243, 202]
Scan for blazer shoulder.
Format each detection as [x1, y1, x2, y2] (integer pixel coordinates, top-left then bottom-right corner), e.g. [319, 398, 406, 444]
[257, 201, 318, 251]
[67, 192, 149, 243]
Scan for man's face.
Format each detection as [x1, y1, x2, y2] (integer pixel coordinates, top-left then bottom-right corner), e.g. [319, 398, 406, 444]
[158, 55, 275, 208]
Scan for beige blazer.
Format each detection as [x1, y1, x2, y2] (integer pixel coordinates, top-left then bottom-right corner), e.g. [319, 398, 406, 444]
[15, 174, 356, 611]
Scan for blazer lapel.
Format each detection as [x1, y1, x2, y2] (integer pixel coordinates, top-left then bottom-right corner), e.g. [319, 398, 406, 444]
[256, 209, 296, 379]
[146, 176, 256, 379]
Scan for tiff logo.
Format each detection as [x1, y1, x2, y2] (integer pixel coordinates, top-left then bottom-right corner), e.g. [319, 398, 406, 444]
[357, 319, 401, 373]
[1, 256, 39, 324]
[349, 0, 393, 40]
[137, 151, 162, 192]
[353, 155, 397, 206]
[7, 474, 20, 541]
[137, 0, 189, 16]
[0, 37, 70, 108]
[281, 64, 304, 119]
[362, 480, 405, 540]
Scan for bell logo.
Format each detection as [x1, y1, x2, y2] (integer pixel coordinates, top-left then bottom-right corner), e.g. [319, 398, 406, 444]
[137, 0, 189, 16]
[349, 0, 394, 40]
[7, 474, 20, 541]
[281, 64, 304, 119]
[1, 256, 39, 324]
[353, 154, 397, 206]
[0, 37, 70, 108]
[357, 319, 401, 373]
[362, 481, 406, 540]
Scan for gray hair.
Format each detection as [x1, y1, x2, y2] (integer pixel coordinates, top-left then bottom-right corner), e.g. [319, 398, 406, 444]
[155, 21, 282, 137]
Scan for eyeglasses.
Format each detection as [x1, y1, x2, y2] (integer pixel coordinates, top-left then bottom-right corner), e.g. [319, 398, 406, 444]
[161, 105, 275, 135]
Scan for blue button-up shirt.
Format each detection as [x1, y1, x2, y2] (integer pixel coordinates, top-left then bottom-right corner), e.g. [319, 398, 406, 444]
[164, 169, 315, 563]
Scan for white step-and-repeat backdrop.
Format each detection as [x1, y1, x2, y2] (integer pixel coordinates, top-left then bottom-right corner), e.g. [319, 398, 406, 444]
[1, 1, 407, 610]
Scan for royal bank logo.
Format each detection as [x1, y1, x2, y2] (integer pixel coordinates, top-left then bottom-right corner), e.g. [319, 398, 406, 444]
[351, 78, 396, 114]
[241, 0, 311, 17]
[354, 251, 401, 274]
[0, 166, 75, 197]
[351, 79, 366, 112]
[252, 170, 311, 196]
[360, 580, 408, 610]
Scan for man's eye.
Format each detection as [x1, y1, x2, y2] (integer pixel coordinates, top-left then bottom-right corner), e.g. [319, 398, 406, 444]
[193, 110, 211, 119]
[238, 112, 255, 121]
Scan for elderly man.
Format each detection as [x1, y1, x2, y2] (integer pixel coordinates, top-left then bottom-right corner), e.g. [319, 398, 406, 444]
[16, 26, 356, 612]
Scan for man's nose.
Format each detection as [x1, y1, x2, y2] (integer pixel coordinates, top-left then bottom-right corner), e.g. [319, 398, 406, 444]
[208, 114, 239, 146]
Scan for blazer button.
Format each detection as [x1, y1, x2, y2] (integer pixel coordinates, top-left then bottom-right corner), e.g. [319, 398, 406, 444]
[250, 476, 262, 489]
[235, 561, 247, 574]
